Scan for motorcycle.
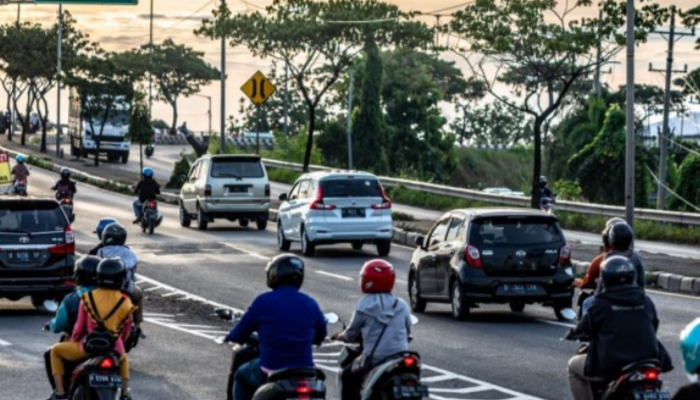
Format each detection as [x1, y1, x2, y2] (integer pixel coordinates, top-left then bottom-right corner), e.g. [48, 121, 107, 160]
[56, 192, 76, 223]
[215, 308, 332, 400]
[14, 179, 28, 196]
[144, 145, 154, 159]
[140, 200, 162, 235]
[565, 331, 671, 400]
[541, 196, 556, 215]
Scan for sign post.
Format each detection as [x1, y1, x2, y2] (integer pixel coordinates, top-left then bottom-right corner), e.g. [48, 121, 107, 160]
[0, 153, 12, 194]
[241, 71, 276, 154]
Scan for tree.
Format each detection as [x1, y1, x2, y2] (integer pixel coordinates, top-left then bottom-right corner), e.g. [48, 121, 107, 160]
[568, 104, 650, 207]
[669, 154, 700, 212]
[452, 102, 531, 147]
[448, 0, 667, 208]
[167, 153, 191, 190]
[128, 92, 153, 173]
[198, 0, 432, 172]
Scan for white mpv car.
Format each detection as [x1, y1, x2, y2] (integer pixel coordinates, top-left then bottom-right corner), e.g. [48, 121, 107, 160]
[277, 171, 394, 257]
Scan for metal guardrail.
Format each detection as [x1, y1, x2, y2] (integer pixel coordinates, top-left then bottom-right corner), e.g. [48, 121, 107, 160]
[261, 158, 700, 226]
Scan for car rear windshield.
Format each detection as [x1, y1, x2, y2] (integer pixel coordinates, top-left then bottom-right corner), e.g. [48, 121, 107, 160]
[469, 217, 563, 246]
[210, 159, 264, 178]
[0, 202, 67, 233]
[320, 178, 383, 198]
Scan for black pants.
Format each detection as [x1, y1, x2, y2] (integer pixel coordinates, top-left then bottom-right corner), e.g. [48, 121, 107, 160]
[340, 365, 364, 400]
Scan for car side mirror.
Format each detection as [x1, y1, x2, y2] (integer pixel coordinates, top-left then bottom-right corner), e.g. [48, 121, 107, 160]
[278, 193, 288, 201]
[414, 235, 425, 248]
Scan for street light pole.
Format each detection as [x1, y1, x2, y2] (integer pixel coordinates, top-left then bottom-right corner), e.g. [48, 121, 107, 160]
[149, 0, 154, 112]
[220, 0, 227, 154]
[346, 70, 354, 170]
[624, 0, 636, 228]
[56, 4, 63, 157]
[283, 62, 289, 136]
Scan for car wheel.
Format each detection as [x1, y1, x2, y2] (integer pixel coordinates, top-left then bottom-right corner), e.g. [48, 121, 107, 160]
[376, 240, 391, 257]
[179, 204, 191, 228]
[451, 281, 470, 321]
[301, 227, 315, 257]
[239, 219, 250, 228]
[197, 206, 209, 231]
[256, 219, 267, 231]
[408, 272, 427, 313]
[278, 224, 291, 251]
[509, 301, 525, 313]
[351, 242, 363, 251]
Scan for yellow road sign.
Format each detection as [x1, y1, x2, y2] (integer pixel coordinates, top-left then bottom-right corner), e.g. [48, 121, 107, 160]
[241, 71, 276, 106]
[0, 153, 11, 185]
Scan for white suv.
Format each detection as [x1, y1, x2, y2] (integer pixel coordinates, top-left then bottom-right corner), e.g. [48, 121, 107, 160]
[277, 171, 393, 257]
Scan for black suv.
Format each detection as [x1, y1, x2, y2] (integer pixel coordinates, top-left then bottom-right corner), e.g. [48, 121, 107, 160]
[408, 208, 574, 321]
[0, 197, 76, 308]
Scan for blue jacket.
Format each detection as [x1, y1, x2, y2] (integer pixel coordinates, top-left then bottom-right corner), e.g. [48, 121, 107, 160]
[49, 286, 95, 334]
[225, 286, 327, 371]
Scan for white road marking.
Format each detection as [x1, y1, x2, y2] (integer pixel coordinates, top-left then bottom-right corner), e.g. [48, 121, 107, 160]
[143, 312, 175, 318]
[316, 270, 353, 281]
[396, 279, 408, 285]
[0, 338, 11, 346]
[222, 243, 269, 261]
[536, 319, 576, 329]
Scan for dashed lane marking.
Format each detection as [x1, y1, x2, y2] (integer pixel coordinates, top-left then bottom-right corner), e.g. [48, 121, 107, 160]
[316, 270, 353, 281]
[222, 243, 270, 261]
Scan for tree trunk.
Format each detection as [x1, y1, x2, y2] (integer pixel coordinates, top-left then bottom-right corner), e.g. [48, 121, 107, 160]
[20, 89, 35, 147]
[7, 81, 15, 142]
[94, 105, 112, 167]
[39, 96, 49, 153]
[530, 117, 544, 209]
[139, 142, 143, 174]
[302, 105, 316, 173]
[170, 99, 178, 136]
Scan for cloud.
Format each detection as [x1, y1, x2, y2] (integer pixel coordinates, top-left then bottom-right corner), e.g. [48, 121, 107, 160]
[137, 13, 169, 20]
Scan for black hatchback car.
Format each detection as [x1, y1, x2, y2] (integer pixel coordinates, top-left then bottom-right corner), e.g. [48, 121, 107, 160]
[0, 197, 76, 308]
[408, 208, 574, 321]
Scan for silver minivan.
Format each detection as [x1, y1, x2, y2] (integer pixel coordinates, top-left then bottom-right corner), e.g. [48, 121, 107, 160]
[179, 154, 270, 230]
[277, 171, 393, 257]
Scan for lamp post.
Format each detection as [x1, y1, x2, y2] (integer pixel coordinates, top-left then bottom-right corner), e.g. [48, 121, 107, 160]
[193, 94, 212, 135]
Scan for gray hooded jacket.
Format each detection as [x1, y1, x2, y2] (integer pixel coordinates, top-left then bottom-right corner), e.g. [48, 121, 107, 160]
[341, 293, 411, 365]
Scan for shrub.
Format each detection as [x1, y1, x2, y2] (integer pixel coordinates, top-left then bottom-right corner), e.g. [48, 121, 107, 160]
[166, 154, 191, 190]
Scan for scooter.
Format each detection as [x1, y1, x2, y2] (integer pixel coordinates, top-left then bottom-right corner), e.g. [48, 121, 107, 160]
[140, 200, 162, 235]
[14, 179, 28, 196]
[215, 308, 333, 400]
[565, 331, 671, 400]
[56, 191, 76, 223]
[144, 145, 154, 159]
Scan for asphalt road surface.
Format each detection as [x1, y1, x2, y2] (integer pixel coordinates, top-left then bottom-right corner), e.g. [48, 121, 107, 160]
[1, 165, 699, 400]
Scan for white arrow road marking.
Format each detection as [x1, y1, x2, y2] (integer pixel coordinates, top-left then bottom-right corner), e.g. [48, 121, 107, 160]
[0, 338, 11, 346]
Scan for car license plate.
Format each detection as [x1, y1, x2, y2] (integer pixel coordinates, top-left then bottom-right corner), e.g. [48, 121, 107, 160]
[7, 250, 42, 263]
[342, 208, 365, 218]
[88, 374, 121, 388]
[633, 391, 670, 400]
[228, 186, 249, 193]
[393, 384, 429, 399]
[499, 283, 542, 295]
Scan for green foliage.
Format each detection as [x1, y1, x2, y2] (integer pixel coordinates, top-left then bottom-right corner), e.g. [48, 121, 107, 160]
[669, 154, 700, 212]
[452, 101, 531, 147]
[266, 167, 301, 185]
[315, 120, 348, 168]
[568, 104, 650, 207]
[128, 93, 153, 146]
[151, 119, 169, 131]
[450, 146, 532, 191]
[166, 153, 192, 190]
[354, 42, 388, 174]
[552, 180, 584, 201]
[270, 129, 323, 165]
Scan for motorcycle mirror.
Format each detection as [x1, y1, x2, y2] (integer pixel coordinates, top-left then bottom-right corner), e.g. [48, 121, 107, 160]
[559, 308, 577, 321]
[213, 336, 226, 345]
[410, 314, 419, 325]
[43, 300, 59, 313]
[324, 312, 339, 324]
[215, 308, 234, 322]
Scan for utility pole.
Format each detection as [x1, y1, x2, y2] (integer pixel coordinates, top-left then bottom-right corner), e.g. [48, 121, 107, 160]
[149, 0, 154, 112]
[624, 0, 635, 228]
[56, 4, 63, 157]
[346, 70, 354, 170]
[593, 9, 603, 98]
[649, 7, 694, 210]
[283, 62, 289, 137]
[219, 0, 226, 154]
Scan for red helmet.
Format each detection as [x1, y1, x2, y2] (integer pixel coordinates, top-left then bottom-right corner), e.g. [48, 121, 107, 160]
[360, 259, 396, 294]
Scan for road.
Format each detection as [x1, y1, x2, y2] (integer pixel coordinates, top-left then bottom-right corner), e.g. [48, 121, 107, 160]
[1, 163, 698, 400]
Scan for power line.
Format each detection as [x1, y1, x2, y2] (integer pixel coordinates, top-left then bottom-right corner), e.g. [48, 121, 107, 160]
[645, 165, 700, 213]
[422, 1, 474, 15]
[158, 0, 215, 33]
[322, 17, 399, 24]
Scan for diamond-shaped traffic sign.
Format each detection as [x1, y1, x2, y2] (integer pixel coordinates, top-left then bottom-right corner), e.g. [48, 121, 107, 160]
[241, 71, 276, 106]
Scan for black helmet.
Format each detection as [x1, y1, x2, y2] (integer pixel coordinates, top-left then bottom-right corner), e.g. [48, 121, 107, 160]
[608, 222, 634, 251]
[60, 168, 71, 179]
[96, 258, 127, 290]
[601, 256, 637, 289]
[266, 254, 304, 289]
[101, 223, 127, 246]
[74, 256, 100, 286]
[602, 217, 625, 248]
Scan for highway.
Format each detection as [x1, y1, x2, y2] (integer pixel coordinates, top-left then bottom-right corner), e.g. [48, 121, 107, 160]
[1, 158, 698, 399]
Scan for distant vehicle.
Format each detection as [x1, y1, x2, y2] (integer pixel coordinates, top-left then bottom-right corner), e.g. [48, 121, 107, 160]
[408, 208, 574, 321]
[179, 154, 270, 231]
[68, 88, 131, 164]
[482, 187, 513, 195]
[242, 132, 275, 141]
[0, 197, 75, 311]
[277, 171, 394, 257]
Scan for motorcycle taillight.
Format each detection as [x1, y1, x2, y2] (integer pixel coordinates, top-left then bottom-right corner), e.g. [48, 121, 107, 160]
[148, 201, 156, 208]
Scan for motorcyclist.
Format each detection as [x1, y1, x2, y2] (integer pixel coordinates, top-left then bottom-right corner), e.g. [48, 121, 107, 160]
[44, 256, 100, 391]
[95, 223, 143, 330]
[539, 176, 555, 206]
[224, 254, 327, 400]
[603, 222, 645, 289]
[51, 168, 77, 201]
[574, 217, 625, 290]
[673, 318, 700, 400]
[333, 259, 412, 400]
[88, 217, 119, 256]
[567, 256, 672, 400]
[132, 167, 160, 224]
[11, 154, 30, 193]
[48, 258, 135, 400]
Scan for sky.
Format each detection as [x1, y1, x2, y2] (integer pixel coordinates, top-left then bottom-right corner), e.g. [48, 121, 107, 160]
[1, 0, 700, 133]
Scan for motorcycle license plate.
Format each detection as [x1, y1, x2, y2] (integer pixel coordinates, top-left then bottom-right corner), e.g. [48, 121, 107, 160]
[88, 374, 121, 388]
[393, 384, 429, 399]
[633, 392, 670, 400]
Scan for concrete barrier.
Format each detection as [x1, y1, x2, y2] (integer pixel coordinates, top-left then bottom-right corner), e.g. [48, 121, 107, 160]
[680, 277, 695, 294]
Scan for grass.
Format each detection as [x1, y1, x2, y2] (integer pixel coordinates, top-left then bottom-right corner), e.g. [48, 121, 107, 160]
[266, 167, 302, 185]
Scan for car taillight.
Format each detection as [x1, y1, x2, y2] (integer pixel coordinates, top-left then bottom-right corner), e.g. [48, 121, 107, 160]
[64, 280, 76, 286]
[99, 357, 114, 369]
[371, 186, 392, 210]
[403, 355, 418, 368]
[205, 184, 212, 197]
[310, 186, 336, 211]
[559, 244, 571, 266]
[264, 184, 270, 197]
[464, 244, 482, 268]
[50, 226, 75, 255]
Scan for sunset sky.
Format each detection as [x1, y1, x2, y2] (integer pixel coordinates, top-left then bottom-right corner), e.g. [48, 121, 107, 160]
[1, 0, 700, 133]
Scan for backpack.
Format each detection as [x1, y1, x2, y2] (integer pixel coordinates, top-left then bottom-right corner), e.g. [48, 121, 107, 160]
[82, 292, 127, 355]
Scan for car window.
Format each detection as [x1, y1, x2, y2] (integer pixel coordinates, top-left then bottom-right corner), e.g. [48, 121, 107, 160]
[188, 162, 200, 181]
[445, 215, 466, 242]
[469, 217, 564, 246]
[0, 203, 67, 232]
[428, 218, 451, 249]
[289, 182, 302, 201]
[210, 159, 264, 178]
[320, 178, 382, 198]
[297, 181, 311, 200]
